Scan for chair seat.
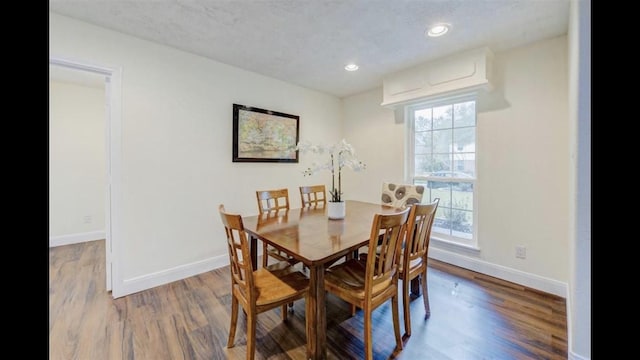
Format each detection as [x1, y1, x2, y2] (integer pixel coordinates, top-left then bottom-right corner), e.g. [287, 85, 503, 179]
[399, 256, 424, 275]
[251, 266, 309, 307]
[325, 259, 394, 300]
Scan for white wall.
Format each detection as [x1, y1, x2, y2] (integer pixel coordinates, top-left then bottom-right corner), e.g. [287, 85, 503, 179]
[342, 90, 402, 202]
[50, 12, 343, 296]
[49, 80, 106, 243]
[344, 35, 570, 295]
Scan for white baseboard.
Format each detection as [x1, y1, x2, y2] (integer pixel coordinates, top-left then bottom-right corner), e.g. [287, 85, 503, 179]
[429, 247, 568, 298]
[112, 242, 567, 300]
[569, 351, 589, 360]
[116, 253, 230, 298]
[50, 231, 106, 247]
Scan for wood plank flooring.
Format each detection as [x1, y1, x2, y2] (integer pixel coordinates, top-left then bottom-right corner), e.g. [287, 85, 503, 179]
[49, 240, 567, 359]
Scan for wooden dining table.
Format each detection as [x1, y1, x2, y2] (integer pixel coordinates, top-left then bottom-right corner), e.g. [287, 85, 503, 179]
[242, 200, 416, 360]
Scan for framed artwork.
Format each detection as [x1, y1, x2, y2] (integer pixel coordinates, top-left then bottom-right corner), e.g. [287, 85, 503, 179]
[232, 104, 299, 163]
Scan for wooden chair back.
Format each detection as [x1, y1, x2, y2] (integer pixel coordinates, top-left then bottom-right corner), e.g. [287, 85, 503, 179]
[400, 198, 439, 336]
[219, 204, 255, 302]
[365, 209, 410, 298]
[255, 188, 295, 267]
[299, 184, 327, 208]
[404, 199, 439, 267]
[256, 188, 290, 214]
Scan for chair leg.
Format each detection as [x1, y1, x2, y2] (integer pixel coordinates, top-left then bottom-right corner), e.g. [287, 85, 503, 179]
[363, 305, 373, 360]
[246, 311, 256, 360]
[227, 296, 238, 348]
[421, 269, 430, 317]
[350, 304, 357, 316]
[391, 293, 403, 352]
[402, 276, 411, 336]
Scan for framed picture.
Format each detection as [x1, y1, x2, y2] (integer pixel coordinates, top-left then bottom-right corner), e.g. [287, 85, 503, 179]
[233, 104, 300, 163]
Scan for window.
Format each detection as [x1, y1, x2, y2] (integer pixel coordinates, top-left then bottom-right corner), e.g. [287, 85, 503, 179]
[407, 94, 477, 247]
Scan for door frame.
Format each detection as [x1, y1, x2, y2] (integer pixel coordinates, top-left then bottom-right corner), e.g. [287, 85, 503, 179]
[49, 56, 123, 297]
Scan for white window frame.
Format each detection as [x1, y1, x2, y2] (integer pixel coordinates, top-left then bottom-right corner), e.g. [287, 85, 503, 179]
[405, 92, 479, 250]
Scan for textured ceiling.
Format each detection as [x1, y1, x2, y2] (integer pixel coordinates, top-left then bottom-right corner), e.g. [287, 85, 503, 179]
[49, 0, 570, 98]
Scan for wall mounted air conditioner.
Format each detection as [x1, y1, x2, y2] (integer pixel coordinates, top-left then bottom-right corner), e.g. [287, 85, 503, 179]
[381, 47, 494, 109]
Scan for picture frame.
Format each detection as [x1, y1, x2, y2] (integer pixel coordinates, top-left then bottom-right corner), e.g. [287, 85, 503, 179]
[232, 104, 300, 163]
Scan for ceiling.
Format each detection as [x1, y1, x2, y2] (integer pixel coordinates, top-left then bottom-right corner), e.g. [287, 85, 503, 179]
[49, 0, 570, 98]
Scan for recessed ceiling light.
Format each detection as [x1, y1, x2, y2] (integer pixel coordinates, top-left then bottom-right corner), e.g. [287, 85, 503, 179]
[427, 24, 449, 37]
[344, 64, 359, 71]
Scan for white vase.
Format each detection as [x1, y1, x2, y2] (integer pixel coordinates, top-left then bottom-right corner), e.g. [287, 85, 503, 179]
[327, 201, 346, 220]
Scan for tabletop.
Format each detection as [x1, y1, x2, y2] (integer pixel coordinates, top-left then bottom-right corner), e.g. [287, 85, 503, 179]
[242, 200, 403, 266]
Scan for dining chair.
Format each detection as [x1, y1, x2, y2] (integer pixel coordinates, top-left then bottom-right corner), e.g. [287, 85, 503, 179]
[255, 188, 297, 267]
[299, 184, 327, 208]
[354, 182, 426, 270]
[399, 198, 439, 336]
[219, 204, 310, 360]
[324, 207, 411, 360]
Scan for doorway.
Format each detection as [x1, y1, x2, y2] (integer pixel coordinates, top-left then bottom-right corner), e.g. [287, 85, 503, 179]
[49, 57, 122, 296]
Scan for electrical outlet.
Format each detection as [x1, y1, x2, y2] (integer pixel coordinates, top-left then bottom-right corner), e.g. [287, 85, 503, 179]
[83, 215, 92, 224]
[515, 245, 526, 259]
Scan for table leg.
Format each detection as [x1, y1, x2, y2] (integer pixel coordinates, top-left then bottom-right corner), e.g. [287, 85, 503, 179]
[250, 235, 257, 270]
[307, 264, 326, 360]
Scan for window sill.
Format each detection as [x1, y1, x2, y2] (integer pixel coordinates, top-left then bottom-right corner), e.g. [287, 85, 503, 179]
[430, 236, 481, 254]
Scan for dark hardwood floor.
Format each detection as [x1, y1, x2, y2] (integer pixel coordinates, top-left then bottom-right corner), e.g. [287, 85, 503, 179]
[49, 240, 567, 359]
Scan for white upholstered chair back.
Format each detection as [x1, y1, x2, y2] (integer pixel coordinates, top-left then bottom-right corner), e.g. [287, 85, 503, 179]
[381, 182, 425, 208]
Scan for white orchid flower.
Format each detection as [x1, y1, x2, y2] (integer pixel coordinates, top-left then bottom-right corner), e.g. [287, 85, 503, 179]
[296, 139, 366, 202]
